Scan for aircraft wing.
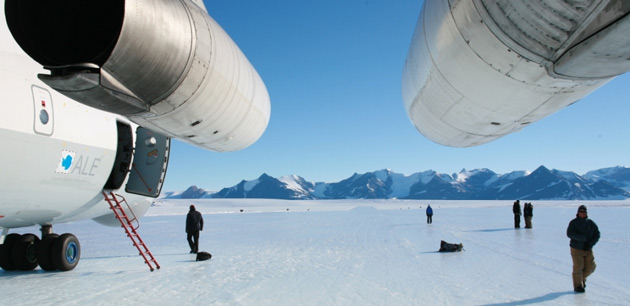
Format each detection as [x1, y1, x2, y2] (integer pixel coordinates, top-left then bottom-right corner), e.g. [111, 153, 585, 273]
[403, 0, 630, 147]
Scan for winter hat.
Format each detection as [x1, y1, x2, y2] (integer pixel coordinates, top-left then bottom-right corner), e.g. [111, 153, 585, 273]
[576, 205, 587, 217]
[190, 204, 196, 211]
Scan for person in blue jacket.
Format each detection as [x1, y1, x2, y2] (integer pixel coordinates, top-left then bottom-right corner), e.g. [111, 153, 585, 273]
[566, 205, 600, 293]
[426, 204, 433, 224]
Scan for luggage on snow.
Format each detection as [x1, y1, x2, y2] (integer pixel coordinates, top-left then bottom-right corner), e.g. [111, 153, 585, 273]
[439, 240, 464, 252]
[196, 251, 212, 261]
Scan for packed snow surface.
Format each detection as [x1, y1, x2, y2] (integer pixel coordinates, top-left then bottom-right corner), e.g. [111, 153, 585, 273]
[3, 199, 630, 305]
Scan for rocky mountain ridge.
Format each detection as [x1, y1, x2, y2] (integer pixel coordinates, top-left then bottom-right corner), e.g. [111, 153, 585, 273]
[163, 166, 630, 200]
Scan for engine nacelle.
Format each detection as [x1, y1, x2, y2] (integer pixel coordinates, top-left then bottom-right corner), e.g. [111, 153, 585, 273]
[5, 0, 270, 152]
[403, 0, 630, 147]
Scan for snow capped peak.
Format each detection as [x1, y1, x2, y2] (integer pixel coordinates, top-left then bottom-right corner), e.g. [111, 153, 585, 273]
[374, 169, 393, 181]
[503, 170, 528, 180]
[418, 170, 438, 184]
[585, 165, 630, 178]
[279, 175, 310, 193]
[243, 179, 260, 192]
[456, 170, 470, 182]
[279, 174, 300, 183]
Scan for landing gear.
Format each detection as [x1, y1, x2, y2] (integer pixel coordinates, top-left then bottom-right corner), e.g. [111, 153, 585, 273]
[12, 233, 40, 270]
[52, 233, 80, 271]
[37, 233, 59, 271]
[0, 227, 80, 272]
[0, 233, 21, 270]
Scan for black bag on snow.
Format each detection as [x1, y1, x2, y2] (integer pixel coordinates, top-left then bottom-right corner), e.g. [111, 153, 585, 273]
[439, 240, 464, 252]
[196, 251, 212, 261]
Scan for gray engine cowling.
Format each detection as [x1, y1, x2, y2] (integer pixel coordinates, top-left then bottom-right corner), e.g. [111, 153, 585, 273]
[6, 0, 270, 152]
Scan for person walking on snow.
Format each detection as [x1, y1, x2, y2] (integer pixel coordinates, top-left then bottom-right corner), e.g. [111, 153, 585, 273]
[186, 204, 204, 254]
[426, 205, 433, 224]
[566, 205, 600, 293]
[512, 200, 521, 228]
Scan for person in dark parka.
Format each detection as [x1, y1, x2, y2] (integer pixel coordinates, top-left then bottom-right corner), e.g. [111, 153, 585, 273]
[566, 205, 600, 293]
[186, 204, 204, 254]
[523, 202, 533, 228]
[512, 200, 521, 228]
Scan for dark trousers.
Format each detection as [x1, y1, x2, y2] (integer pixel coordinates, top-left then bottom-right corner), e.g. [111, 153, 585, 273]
[187, 231, 199, 253]
[427, 215, 432, 224]
[514, 214, 520, 228]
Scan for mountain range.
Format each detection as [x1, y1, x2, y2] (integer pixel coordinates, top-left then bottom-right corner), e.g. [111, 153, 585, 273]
[162, 166, 630, 200]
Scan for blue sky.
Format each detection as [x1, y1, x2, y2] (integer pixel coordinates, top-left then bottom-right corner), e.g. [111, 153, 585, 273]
[162, 0, 630, 192]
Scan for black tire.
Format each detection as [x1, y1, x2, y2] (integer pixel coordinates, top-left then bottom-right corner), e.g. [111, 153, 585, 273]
[0, 233, 21, 271]
[37, 233, 59, 271]
[51, 233, 80, 271]
[11, 233, 40, 271]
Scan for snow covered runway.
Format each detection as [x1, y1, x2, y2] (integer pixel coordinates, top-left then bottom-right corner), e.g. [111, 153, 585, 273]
[2, 200, 629, 305]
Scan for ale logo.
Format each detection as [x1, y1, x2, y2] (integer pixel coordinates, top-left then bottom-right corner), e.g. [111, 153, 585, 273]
[56, 150, 75, 174]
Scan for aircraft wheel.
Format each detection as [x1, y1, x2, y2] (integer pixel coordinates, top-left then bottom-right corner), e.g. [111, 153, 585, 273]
[37, 233, 59, 271]
[52, 233, 80, 271]
[0, 233, 21, 271]
[11, 233, 40, 271]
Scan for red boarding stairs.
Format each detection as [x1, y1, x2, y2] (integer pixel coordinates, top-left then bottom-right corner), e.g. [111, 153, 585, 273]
[103, 191, 160, 271]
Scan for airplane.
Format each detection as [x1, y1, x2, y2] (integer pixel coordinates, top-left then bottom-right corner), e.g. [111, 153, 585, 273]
[0, 0, 270, 271]
[403, 0, 630, 147]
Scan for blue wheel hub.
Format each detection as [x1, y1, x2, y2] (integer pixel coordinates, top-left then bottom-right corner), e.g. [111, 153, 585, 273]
[65, 241, 79, 264]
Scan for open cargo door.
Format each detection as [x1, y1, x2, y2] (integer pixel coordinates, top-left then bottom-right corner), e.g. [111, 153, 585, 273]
[126, 127, 170, 197]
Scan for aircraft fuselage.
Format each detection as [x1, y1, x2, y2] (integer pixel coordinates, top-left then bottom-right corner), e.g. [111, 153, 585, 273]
[0, 23, 147, 229]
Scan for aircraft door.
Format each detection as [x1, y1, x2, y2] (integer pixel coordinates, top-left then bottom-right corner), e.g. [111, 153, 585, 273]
[126, 127, 170, 197]
[104, 121, 133, 190]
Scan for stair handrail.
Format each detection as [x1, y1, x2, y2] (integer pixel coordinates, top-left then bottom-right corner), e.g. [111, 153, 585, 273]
[106, 191, 141, 230]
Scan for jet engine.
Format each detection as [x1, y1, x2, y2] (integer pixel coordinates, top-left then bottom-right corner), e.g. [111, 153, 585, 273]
[5, 0, 270, 152]
[403, 0, 630, 147]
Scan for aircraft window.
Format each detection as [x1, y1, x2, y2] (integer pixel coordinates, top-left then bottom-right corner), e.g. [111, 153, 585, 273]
[39, 110, 49, 125]
[31, 85, 53, 136]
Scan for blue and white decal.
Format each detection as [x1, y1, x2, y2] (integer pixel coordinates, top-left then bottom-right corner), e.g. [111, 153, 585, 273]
[56, 150, 75, 174]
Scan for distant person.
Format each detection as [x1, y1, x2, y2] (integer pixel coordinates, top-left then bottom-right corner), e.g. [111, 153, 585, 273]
[566, 205, 600, 293]
[426, 204, 433, 224]
[524, 202, 533, 228]
[186, 204, 204, 254]
[512, 200, 521, 228]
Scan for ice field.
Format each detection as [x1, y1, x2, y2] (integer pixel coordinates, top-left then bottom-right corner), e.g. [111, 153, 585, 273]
[2, 199, 630, 305]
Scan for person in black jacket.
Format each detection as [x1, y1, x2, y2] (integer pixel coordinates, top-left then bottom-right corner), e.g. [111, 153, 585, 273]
[566, 205, 600, 293]
[523, 203, 533, 228]
[186, 204, 204, 254]
[512, 200, 521, 228]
